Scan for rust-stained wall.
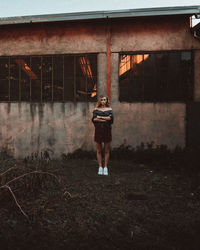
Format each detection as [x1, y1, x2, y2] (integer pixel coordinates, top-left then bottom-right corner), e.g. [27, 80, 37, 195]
[0, 15, 200, 158]
[0, 16, 199, 56]
[111, 16, 200, 51]
[0, 101, 185, 158]
[0, 21, 107, 55]
[0, 103, 95, 158]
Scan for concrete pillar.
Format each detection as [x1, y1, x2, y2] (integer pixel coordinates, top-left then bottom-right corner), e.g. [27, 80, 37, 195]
[110, 53, 119, 104]
[194, 50, 200, 102]
[97, 53, 107, 98]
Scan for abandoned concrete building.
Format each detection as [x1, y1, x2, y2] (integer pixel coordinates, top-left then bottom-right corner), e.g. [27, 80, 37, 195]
[0, 6, 200, 158]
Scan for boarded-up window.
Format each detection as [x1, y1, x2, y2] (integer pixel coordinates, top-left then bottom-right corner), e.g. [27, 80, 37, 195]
[0, 54, 97, 102]
[119, 51, 193, 102]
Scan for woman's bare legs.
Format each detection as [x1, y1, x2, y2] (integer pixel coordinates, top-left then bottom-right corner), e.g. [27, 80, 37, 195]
[104, 142, 110, 167]
[95, 142, 102, 167]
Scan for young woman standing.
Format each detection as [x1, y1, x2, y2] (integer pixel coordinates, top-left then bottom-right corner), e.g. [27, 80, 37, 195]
[92, 96, 114, 175]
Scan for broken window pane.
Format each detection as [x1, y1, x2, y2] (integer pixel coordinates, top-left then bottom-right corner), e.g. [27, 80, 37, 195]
[17, 57, 31, 101]
[10, 58, 19, 101]
[76, 56, 87, 102]
[87, 76, 97, 102]
[119, 51, 193, 102]
[0, 54, 97, 102]
[31, 56, 42, 102]
[53, 56, 64, 101]
[86, 54, 97, 102]
[42, 57, 52, 101]
[76, 55, 97, 102]
[0, 57, 9, 101]
[64, 55, 74, 102]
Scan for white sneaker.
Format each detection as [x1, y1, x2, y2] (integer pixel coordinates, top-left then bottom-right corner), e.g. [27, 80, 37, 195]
[103, 167, 108, 176]
[98, 166, 103, 175]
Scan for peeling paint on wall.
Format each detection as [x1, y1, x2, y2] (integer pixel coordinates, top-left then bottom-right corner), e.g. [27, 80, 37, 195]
[0, 103, 96, 158]
[0, 101, 186, 158]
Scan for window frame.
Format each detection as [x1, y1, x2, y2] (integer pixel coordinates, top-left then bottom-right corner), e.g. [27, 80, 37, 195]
[0, 53, 98, 103]
[118, 50, 194, 103]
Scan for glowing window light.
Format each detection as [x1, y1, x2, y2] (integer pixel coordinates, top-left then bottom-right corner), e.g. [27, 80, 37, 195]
[91, 84, 97, 97]
[15, 59, 37, 79]
[119, 55, 131, 76]
[79, 57, 93, 78]
[133, 54, 149, 64]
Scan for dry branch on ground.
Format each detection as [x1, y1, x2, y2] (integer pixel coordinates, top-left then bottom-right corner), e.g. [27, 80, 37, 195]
[0, 164, 71, 221]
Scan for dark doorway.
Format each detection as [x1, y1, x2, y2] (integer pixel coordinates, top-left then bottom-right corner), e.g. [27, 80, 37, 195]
[186, 102, 200, 147]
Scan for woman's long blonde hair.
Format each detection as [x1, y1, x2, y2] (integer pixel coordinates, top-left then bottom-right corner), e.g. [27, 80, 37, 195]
[96, 96, 110, 108]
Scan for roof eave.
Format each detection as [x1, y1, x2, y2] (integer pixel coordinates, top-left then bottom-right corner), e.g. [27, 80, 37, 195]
[0, 5, 200, 26]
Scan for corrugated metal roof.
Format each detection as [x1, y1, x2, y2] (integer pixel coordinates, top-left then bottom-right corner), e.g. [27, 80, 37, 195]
[0, 5, 200, 26]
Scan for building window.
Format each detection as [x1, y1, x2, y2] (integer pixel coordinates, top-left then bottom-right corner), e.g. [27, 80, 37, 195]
[0, 54, 97, 102]
[119, 51, 193, 102]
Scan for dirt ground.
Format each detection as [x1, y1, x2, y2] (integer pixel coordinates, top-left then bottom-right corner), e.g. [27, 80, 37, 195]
[0, 156, 200, 250]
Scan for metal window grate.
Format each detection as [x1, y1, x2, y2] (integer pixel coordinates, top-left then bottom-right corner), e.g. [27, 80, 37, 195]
[119, 51, 193, 102]
[0, 54, 97, 102]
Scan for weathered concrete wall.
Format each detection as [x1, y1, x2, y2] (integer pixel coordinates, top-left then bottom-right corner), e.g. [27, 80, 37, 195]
[0, 102, 96, 158]
[0, 16, 199, 56]
[0, 16, 199, 157]
[110, 53, 185, 149]
[111, 16, 200, 51]
[0, 101, 185, 158]
[112, 103, 185, 149]
[0, 21, 107, 55]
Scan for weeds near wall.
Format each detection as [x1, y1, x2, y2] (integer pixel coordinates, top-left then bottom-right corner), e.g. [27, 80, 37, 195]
[0, 149, 70, 222]
[61, 142, 200, 174]
[24, 148, 54, 165]
[61, 148, 96, 160]
[112, 142, 200, 171]
[0, 147, 13, 160]
[111, 142, 171, 162]
[1, 143, 200, 222]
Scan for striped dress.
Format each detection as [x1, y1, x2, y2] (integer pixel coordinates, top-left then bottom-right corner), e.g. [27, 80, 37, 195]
[92, 109, 114, 143]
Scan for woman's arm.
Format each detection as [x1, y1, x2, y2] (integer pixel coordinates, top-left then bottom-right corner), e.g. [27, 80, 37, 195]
[97, 115, 111, 121]
[93, 117, 107, 122]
